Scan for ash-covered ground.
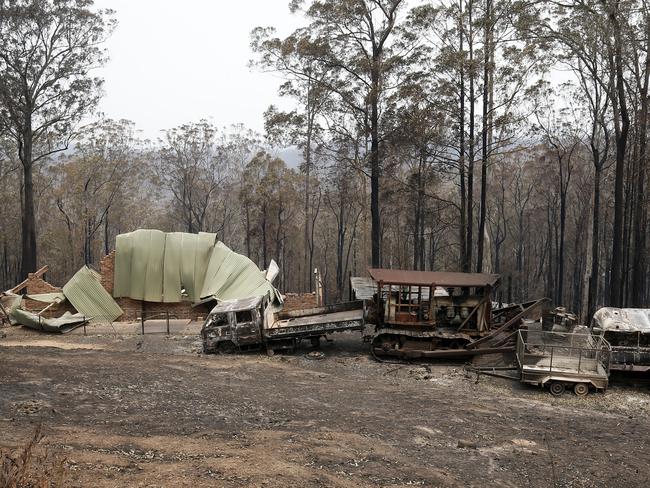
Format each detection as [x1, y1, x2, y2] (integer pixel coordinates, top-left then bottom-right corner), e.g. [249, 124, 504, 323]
[1, 324, 649, 487]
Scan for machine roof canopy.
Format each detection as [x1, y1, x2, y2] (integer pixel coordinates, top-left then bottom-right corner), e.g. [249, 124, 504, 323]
[368, 268, 500, 288]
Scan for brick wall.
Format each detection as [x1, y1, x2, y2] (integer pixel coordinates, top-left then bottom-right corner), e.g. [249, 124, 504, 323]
[21, 274, 75, 318]
[115, 297, 212, 322]
[282, 293, 318, 311]
[100, 251, 212, 321]
[25, 274, 61, 295]
[100, 251, 115, 295]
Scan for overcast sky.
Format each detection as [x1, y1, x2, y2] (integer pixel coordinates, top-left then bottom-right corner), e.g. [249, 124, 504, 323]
[93, 0, 302, 141]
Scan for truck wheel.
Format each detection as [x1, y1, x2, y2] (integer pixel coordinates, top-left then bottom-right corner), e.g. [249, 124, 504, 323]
[549, 382, 565, 396]
[217, 341, 236, 354]
[573, 383, 589, 397]
[310, 336, 320, 348]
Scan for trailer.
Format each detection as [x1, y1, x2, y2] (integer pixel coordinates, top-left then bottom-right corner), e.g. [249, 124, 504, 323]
[200, 295, 366, 355]
[515, 328, 611, 396]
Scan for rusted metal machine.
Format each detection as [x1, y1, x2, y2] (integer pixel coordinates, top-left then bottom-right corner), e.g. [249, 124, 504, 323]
[363, 268, 548, 360]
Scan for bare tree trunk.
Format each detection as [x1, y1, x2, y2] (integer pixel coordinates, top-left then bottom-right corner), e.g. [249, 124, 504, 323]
[476, 0, 491, 273]
[458, 0, 467, 271]
[20, 129, 37, 279]
[631, 22, 650, 306]
[370, 58, 381, 268]
[466, 0, 475, 272]
[609, 5, 631, 307]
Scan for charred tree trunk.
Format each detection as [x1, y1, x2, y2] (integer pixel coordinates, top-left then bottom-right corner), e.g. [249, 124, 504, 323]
[458, 0, 468, 272]
[609, 6, 631, 307]
[370, 53, 381, 268]
[631, 24, 650, 306]
[476, 0, 491, 273]
[466, 0, 475, 273]
[19, 119, 37, 279]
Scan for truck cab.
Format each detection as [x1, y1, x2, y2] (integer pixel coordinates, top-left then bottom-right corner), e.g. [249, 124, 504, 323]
[201, 295, 268, 353]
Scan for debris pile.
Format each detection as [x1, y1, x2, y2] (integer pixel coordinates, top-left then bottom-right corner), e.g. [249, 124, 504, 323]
[1, 229, 281, 333]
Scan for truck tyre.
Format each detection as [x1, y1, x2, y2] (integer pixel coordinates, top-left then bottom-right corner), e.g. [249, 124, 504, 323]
[549, 382, 565, 396]
[573, 383, 589, 397]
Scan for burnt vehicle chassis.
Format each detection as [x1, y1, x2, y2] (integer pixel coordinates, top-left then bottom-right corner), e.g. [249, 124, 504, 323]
[201, 296, 366, 355]
[592, 308, 650, 372]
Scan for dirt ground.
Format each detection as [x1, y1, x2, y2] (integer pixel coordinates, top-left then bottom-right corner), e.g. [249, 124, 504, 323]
[2, 324, 650, 487]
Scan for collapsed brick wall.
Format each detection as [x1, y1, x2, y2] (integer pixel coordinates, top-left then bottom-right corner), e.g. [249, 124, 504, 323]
[115, 297, 212, 322]
[100, 251, 212, 322]
[25, 274, 61, 295]
[98, 252, 316, 322]
[100, 251, 115, 295]
[21, 274, 76, 318]
[282, 293, 318, 312]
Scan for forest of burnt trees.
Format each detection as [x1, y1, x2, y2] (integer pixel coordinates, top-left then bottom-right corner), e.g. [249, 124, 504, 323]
[0, 0, 649, 320]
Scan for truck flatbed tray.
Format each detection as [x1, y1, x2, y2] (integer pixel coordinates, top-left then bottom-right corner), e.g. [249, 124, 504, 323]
[265, 309, 365, 339]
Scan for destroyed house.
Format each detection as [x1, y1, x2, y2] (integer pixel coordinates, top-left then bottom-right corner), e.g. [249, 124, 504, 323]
[2, 229, 284, 327]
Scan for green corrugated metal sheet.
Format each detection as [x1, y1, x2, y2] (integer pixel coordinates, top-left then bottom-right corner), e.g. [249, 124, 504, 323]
[112, 230, 281, 305]
[62, 266, 123, 322]
[163, 232, 183, 302]
[25, 292, 66, 303]
[10, 309, 88, 333]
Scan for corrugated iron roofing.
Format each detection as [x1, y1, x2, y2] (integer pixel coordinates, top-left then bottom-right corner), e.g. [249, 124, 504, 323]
[367, 268, 500, 288]
[112, 230, 281, 305]
[62, 266, 123, 322]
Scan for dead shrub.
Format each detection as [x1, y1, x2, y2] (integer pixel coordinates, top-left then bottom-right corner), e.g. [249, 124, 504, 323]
[1, 424, 67, 488]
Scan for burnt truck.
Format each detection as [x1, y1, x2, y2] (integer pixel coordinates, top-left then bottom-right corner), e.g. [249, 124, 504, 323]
[201, 294, 366, 355]
[591, 308, 650, 372]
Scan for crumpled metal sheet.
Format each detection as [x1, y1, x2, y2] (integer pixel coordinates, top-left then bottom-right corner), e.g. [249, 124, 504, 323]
[593, 307, 650, 333]
[113, 230, 281, 305]
[63, 266, 123, 322]
[25, 292, 66, 303]
[1, 292, 22, 325]
[10, 309, 88, 333]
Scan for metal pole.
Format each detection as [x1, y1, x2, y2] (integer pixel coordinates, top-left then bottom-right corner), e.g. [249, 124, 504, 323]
[141, 312, 144, 335]
[577, 348, 582, 373]
[166, 311, 170, 336]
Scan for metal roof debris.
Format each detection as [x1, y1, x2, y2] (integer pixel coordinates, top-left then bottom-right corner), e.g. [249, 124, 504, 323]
[593, 308, 650, 333]
[63, 266, 123, 322]
[11, 309, 88, 333]
[25, 292, 66, 303]
[208, 296, 264, 314]
[113, 229, 281, 305]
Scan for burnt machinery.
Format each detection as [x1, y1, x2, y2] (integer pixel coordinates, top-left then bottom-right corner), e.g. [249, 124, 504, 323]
[365, 268, 543, 360]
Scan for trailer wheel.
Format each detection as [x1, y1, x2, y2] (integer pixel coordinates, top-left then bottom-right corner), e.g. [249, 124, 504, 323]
[573, 383, 589, 397]
[549, 382, 565, 396]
